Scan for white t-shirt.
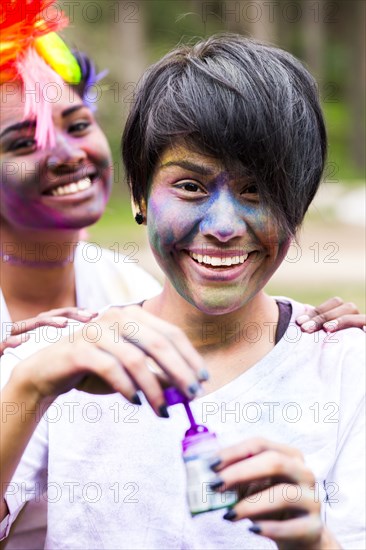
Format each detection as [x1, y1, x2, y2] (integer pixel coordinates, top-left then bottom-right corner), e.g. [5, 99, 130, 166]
[0, 241, 161, 341]
[0, 298, 365, 549]
[0, 242, 161, 549]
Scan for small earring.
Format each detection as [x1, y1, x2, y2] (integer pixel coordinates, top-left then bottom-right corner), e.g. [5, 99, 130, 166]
[134, 212, 144, 225]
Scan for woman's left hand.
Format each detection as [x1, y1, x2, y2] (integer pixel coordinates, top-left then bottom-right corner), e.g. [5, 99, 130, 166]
[210, 437, 341, 550]
[296, 297, 365, 333]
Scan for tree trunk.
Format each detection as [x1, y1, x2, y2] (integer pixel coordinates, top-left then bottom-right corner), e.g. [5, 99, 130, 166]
[347, 0, 365, 173]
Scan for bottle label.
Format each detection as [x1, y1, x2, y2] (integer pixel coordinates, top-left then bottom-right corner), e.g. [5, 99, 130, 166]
[184, 455, 237, 515]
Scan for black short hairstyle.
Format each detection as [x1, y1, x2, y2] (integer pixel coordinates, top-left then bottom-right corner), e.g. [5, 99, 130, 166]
[122, 34, 327, 235]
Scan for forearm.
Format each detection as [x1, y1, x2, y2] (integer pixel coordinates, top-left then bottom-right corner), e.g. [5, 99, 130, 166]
[320, 527, 342, 550]
[0, 369, 49, 521]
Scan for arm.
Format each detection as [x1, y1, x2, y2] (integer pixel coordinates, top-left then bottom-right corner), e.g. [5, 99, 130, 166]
[210, 332, 365, 549]
[0, 369, 49, 522]
[1, 305, 208, 523]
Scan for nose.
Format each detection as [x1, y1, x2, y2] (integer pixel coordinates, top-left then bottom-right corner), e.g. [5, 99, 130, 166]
[46, 134, 87, 172]
[199, 190, 247, 242]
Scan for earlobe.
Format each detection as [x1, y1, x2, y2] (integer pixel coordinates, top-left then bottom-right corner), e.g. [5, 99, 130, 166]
[131, 198, 147, 225]
[134, 212, 144, 225]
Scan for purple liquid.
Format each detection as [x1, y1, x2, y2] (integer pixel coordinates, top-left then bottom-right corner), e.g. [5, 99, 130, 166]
[164, 387, 209, 436]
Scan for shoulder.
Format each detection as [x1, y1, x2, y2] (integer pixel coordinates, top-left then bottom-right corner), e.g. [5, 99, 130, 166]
[0, 322, 82, 389]
[75, 242, 162, 303]
[77, 242, 158, 280]
[284, 295, 365, 357]
[281, 296, 365, 401]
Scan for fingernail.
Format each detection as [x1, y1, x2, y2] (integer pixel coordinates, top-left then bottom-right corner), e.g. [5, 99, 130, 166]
[131, 393, 142, 405]
[187, 382, 202, 397]
[301, 320, 316, 332]
[159, 404, 170, 418]
[209, 478, 224, 490]
[14, 334, 30, 345]
[209, 458, 222, 471]
[198, 368, 209, 381]
[296, 314, 310, 324]
[79, 309, 94, 317]
[248, 524, 261, 534]
[223, 509, 237, 521]
[323, 320, 338, 331]
[51, 317, 68, 324]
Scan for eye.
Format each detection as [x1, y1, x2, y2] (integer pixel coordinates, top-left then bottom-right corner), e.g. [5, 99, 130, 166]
[175, 181, 205, 193]
[181, 182, 200, 192]
[69, 120, 92, 134]
[9, 138, 37, 153]
[241, 183, 258, 195]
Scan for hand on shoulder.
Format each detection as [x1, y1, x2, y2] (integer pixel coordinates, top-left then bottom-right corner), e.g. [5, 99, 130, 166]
[296, 297, 365, 333]
[7, 305, 208, 418]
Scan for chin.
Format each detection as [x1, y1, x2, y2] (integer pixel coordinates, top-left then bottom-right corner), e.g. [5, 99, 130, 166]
[197, 304, 243, 316]
[185, 292, 247, 316]
[58, 214, 103, 230]
[41, 212, 104, 231]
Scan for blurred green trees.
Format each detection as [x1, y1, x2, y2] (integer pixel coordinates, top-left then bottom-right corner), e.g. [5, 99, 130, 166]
[60, 0, 365, 184]
[56, 0, 364, 306]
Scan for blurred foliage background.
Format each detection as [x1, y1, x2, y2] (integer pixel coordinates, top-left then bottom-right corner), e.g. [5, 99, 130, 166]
[60, 0, 365, 307]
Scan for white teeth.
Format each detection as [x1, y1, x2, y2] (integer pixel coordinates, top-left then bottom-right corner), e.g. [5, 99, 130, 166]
[50, 177, 92, 197]
[190, 252, 249, 267]
[210, 257, 222, 267]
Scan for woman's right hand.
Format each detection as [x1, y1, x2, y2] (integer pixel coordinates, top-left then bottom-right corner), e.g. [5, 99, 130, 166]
[10, 306, 208, 418]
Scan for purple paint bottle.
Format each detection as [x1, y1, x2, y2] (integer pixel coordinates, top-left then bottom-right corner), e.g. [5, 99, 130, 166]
[165, 388, 237, 515]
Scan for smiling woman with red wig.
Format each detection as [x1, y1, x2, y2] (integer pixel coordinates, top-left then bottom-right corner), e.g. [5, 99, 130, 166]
[0, 2, 162, 547]
[0, 0, 161, 335]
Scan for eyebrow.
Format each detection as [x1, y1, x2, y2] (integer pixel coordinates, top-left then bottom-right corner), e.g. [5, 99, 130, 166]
[159, 160, 216, 176]
[0, 120, 36, 139]
[61, 105, 85, 118]
[0, 105, 85, 139]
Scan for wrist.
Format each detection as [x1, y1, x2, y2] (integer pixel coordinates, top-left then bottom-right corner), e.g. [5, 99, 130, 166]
[8, 358, 54, 411]
[320, 526, 342, 550]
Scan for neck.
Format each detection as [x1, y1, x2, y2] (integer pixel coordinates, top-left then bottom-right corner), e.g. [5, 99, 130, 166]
[0, 225, 80, 321]
[144, 283, 279, 353]
[144, 283, 280, 393]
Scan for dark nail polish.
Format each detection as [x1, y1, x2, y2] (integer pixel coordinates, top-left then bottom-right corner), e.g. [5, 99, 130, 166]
[209, 458, 222, 471]
[209, 478, 224, 490]
[223, 509, 237, 521]
[131, 393, 142, 405]
[159, 403, 170, 418]
[198, 368, 209, 381]
[187, 382, 201, 396]
[248, 524, 261, 534]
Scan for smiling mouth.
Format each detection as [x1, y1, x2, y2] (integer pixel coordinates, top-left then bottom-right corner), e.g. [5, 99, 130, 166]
[45, 176, 94, 197]
[188, 251, 249, 268]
